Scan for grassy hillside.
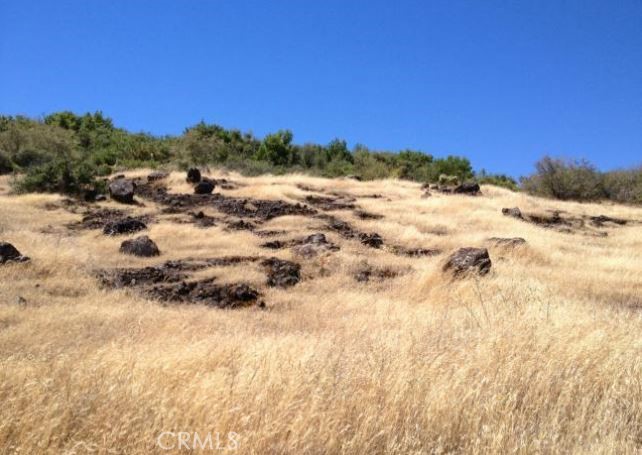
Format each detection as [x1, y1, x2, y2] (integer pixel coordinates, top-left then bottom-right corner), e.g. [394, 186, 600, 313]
[1, 170, 641, 453]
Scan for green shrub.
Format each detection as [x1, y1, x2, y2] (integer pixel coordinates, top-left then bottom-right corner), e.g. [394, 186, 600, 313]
[521, 157, 605, 201]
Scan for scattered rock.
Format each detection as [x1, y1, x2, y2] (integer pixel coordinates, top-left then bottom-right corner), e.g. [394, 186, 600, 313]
[188, 211, 217, 228]
[108, 178, 136, 204]
[354, 210, 384, 220]
[502, 207, 523, 219]
[359, 232, 384, 248]
[254, 229, 287, 238]
[148, 171, 169, 182]
[0, 242, 30, 264]
[590, 215, 627, 227]
[346, 174, 362, 181]
[67, 208, 128, 230]
[488, 237, 527, 247]
[149, 280, 259, 309]
[186, 168, 201, 183]
[354, 262, 399, 283]
[443, 248, 492, 276]
[226, 220, 255, 231]
[98, 257, 262, 308]
[292, 233, 340, 258]
[260, 240, 288, 249]
[389, 246, 441, 257]
[119, 235, 160, 257]
[194, 179, 215, 194]
[215, 198, 316, 221]
[103, 217, 148, 235]
[95, 194, 107, 202]
[320, 214, 384, 248]
[454, 182, 481, 195]
[261, 258, 301, 288]
[304, 195, 356, 211]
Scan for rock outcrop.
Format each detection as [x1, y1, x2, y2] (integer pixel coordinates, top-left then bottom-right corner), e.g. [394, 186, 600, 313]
[443, 248, 492, 276]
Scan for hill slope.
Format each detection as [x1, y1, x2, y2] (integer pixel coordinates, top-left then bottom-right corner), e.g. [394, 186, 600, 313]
[1, 170, 642, 453]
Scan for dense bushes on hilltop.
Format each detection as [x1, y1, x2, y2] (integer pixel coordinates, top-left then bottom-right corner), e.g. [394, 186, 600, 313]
[521, 156, 642, 204]
[0, 112, 486, 194]
[7, 112, 639, 204]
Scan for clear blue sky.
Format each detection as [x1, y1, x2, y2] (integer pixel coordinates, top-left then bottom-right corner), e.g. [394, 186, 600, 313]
[1, 0, 640, 177]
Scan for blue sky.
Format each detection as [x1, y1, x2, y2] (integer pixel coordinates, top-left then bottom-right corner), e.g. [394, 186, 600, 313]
[1, 0, 640, 177]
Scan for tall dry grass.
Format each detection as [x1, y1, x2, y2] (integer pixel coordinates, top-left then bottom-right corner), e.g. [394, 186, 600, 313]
[1, 171, 642, 454]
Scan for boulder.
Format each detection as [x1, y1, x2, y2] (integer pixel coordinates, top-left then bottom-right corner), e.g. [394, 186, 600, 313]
[119, 235, 160, 257]
[0, 242, 30, 264]
[502, 207, 523, 219]
[194, 179, 215, 194]
[454, 182, 481, 195]
[443, 247, 491, 276]
[108, 178, 136, 204]
[186, 168, 201, 183]
[103, 217, 147, 235]
[147, 171, 169, 182]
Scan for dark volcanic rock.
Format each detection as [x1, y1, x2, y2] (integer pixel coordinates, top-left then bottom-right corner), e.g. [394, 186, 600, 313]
[488, 237, 527, 247]
[149, 280, 259, 308]
[354, 262, 399, 283]
[186, 168, 201, 183]
[226, 220, 256, 231]
[109, 178, 136, 204]
[194, 179, 215, 194]
[359, 232, 384, 248]
[147, 171, 169, 182]
[103, 217, 147, 235]
[0, 242, 30, 264]
[454, 182, 481, 195]
[390, 246, 441, 257]
[354, 210, 384, 220]
[502, 207, 523, 219]
[120, 235, 160, 257]
[292, 233, 340, 258]
[98, 257, 262, 308]
[261, 240, 288, 250]
[215, 198, 316, 221]
[590, 215, 627, 227]
[443, 248, 492, 276]
[261, 257, 301, 288]
[304, 195, 356, 211]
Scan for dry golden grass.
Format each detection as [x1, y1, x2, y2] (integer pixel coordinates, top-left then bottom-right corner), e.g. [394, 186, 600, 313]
[1, 170, 642, 454]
